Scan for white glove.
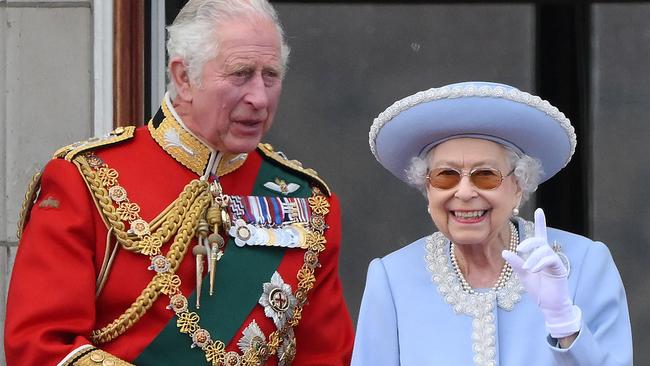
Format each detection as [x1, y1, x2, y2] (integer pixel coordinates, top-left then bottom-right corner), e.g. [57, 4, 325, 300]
[502, 208, 581, 339]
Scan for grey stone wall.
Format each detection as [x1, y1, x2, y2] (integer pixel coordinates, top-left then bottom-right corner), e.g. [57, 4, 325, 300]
[1, 1, 93, 364]
[591, 4, 650, 363]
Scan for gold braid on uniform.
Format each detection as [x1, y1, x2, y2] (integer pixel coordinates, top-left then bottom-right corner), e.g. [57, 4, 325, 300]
[61, 347, 134, 366]
[89, 186, 210, 343]
[74, 154, 202, 254]
[75, 153, 212, 343]
[77, 152, 331, 365]
[17, 170, 43, 239]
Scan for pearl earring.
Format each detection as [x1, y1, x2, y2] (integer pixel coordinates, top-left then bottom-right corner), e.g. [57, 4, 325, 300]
[427, 207, 431, 214]
[512, 207, 519, 216]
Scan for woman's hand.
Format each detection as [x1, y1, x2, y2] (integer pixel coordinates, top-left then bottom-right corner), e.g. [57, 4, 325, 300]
[502, 208, 581, 342]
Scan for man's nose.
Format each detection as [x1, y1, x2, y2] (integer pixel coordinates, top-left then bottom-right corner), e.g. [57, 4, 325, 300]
[244, 74, 269, 109]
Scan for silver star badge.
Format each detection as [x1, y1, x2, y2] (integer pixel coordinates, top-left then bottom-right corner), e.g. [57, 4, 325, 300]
[237, 320, 266, 354]
[259, 272, 296, 328]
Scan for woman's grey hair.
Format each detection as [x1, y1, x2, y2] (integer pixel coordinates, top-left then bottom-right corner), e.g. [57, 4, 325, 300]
[166, 0, 291, 98]
[405, 146, 543, 203]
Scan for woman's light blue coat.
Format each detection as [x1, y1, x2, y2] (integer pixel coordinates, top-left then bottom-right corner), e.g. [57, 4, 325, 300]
[352, 219, 632, 365]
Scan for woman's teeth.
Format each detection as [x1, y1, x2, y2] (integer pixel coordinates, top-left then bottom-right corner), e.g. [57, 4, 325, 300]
[453, 210, 486, 219]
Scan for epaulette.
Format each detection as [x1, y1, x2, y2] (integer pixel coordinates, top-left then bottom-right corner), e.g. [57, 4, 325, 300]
[18, 127, 136, 238]
[257, 143, 331, 196]
[53, 126, 136, 161]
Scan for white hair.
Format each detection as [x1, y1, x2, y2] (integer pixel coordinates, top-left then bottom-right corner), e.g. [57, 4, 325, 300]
[405, 146, 543, 203]
[166, 0, 291, 98]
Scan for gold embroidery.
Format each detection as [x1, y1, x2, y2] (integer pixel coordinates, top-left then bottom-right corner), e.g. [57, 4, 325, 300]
[257, 143, 330, 196]
[139, 236, 162, 256]
[307, 195, 329, 215]
[177, 311, 200, 333]
[61, 347, 134, 366]
[54, 126, 136, 161]
[204, 342, 227, 365]
[149, 100, 211, 176]
[38, 196, 60, 209]
[149, 100, 248, 177]
[97, 167, 119, 187]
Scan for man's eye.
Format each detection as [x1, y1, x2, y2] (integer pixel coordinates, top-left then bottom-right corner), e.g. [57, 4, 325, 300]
[262, 70, 281, 85]
[263, 70, 279, 78]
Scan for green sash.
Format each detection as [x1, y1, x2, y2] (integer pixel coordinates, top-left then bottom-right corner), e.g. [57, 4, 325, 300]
[135, 158, 311, 365]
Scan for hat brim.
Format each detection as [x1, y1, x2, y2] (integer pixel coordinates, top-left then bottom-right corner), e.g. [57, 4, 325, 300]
[372, 83, 575, 184]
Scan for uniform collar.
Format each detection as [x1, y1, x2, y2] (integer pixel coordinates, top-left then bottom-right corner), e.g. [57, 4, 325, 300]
[148, 93, 247, 177]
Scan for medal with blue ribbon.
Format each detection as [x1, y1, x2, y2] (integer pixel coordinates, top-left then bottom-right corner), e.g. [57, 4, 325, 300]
[226, 196, 313, 249]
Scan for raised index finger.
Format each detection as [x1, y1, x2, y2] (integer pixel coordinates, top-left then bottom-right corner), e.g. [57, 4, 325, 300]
[534, 208, 548, 241]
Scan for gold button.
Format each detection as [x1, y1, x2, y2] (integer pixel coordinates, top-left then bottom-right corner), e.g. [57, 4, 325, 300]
[103, 359, 116, 366]
[89, 352, 105, 362]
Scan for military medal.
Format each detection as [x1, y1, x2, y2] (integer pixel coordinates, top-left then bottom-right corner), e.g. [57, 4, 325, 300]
[226, 195, 318, 250]
[259, 272, 297, 328]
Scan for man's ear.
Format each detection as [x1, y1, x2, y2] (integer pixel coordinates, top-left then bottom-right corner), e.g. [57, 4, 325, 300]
[169, 57, 193, 102]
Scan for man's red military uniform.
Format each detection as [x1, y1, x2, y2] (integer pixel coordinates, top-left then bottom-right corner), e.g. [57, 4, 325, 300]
[5, 98, 354, 365]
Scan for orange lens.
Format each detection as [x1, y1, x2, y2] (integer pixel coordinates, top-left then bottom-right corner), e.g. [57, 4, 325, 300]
[470, 169, 503, 190]
[427, 168, 504, 190]
[427, 168, 461, 189]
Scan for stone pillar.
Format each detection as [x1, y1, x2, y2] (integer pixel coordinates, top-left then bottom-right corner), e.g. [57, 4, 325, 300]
[1, 1, 93, 364]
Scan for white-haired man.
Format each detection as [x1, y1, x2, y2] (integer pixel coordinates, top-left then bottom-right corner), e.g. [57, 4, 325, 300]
[5, 1, 354, 365]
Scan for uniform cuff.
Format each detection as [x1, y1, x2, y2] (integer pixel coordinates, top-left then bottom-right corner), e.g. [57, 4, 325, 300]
[59, 346, 134, 366]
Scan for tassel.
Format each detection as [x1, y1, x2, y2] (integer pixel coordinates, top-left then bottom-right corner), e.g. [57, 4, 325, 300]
[192, 245, 207, 308]
[208, 232, 225, 296]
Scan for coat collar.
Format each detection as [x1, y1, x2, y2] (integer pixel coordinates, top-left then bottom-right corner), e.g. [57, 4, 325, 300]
[148, 93, 247, 177]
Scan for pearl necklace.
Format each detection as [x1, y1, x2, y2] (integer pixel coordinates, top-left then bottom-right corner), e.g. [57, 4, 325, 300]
[450, 221, 519, 294]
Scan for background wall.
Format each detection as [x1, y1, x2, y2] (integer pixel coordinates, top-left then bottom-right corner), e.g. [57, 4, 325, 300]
[591, 3, 650, 357]
[0, 1, 93, 364]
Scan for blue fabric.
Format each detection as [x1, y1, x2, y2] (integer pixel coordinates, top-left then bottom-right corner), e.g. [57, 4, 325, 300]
[373, 81, 573, 184]
[352, 224, 632, 366]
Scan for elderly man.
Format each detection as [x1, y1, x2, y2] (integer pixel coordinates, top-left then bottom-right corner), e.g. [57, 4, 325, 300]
[4, 1, 354, 365]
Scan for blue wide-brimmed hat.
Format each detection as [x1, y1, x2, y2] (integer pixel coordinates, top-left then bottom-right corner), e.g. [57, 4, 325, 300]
[369, 81, 577, 184]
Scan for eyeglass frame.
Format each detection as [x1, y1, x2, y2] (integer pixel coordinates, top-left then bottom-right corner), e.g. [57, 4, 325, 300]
[426, 166, 516, 190]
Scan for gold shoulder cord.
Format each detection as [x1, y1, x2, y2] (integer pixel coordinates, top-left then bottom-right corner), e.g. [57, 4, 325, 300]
[74, 153, 212, 344]
[74, 154, 205, 254]
[16, 170, 43, 239]
[257, 143, 331, 196]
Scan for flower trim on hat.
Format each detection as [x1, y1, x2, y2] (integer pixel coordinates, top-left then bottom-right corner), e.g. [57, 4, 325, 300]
[369, 83, 577, 167]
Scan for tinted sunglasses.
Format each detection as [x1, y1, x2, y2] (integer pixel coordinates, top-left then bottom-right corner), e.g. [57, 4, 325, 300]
[427, 167, 514, 190]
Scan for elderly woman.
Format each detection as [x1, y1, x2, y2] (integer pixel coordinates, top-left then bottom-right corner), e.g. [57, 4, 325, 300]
[352, 81, 632, 365]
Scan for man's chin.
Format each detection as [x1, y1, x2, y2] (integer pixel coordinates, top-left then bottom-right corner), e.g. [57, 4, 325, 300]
[220, 139, 262, 155]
